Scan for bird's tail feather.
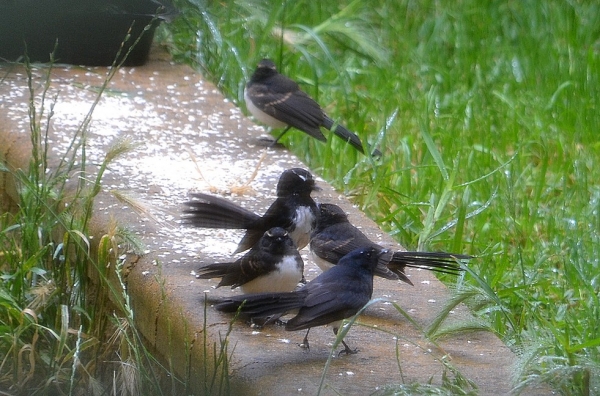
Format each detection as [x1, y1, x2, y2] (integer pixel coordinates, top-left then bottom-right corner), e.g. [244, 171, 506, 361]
[182, 193, 261, 229]
[323, 116, 382, 156]
[374, 264, 402, 281]
[195, 262, 233, 279]
[215, 292, 305, 318]
[374, 250, 408, 282]
[388, 252, 469, 277]
[322, 116, 365, 154]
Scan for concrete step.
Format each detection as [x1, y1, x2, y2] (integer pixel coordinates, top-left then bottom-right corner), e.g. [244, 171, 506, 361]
[0, 48, 544, 395]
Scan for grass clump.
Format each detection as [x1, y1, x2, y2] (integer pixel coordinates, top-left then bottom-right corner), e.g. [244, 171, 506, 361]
[0, 51, 199, 393]
[165, 0, 600, 393]
[1, 55, 237, 395]
[0, 58, 151, 394]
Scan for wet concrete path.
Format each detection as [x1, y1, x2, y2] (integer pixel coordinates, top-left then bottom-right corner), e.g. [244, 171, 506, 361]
[0, 48, 544, 395]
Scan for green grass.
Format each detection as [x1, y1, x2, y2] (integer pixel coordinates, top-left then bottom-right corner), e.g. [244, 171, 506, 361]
[0, 55, 170, 394]
[0, 46, 233, 394]
[166, 0, 600, 393]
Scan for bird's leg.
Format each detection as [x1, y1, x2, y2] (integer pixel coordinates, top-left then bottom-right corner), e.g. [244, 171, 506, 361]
[333, 327, 358, 356]
[339, 339, 358, 356]
[299, 328, 311, 351]
[271, 126, 291, 146]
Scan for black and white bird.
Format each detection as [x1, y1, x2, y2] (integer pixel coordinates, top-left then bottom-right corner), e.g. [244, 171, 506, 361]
[310, 203, 469, 285]
[195, 227, 304, 294]
[182, 168, 319, 254]
[216, 246, 383, 355]
[245, 59, 378, 155]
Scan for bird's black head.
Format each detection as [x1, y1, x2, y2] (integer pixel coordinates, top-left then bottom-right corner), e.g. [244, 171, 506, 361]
[338, 246, 383, 274]
[317, 203, 349, 226]
[276, 168, 318, 197]
[250, 59, 278, 81]
[257, 59, 277, 70]
[261, 227, 296, 253]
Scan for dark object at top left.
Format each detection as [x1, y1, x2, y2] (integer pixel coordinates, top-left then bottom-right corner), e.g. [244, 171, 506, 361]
[0, 0, 178, 66]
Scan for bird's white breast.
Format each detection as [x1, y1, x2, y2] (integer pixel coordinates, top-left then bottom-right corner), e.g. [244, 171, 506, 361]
[290, 206, 316, 249]
[240, 255, 302, 294]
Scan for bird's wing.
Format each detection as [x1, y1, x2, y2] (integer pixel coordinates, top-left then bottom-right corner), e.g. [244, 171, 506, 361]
[309, 229, 354, 264]
[285, 270, 372, 331]
[311, 223, 373, 258]
[195, 261, 244, 288]
[250, 84, 327, 141]
[258, 199, 296, 230]
[309, 238, 346, 264]
[196, 253, 278, 289]
[311, 224, 399, 280]
[232, 198, 293, 254]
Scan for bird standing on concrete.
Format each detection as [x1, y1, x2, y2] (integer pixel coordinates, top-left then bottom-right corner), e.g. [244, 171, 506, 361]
[216, 246, 383, 355]
[245, 59, 376, 155]
[195, 227, 304, 294]
[182, 168, 319, 254]
[310, 203, 469, 285]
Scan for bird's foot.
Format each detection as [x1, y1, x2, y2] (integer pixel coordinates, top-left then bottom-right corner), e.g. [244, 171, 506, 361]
[249, 320, 263, 329]
[298, 329, 311, 351]
[338, 347, 359, 356]
[338, 340, 358, 356]
[298, 340, 310, 351]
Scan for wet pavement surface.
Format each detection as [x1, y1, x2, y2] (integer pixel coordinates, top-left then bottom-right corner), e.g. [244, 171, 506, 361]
[0, 48, 547, 395]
